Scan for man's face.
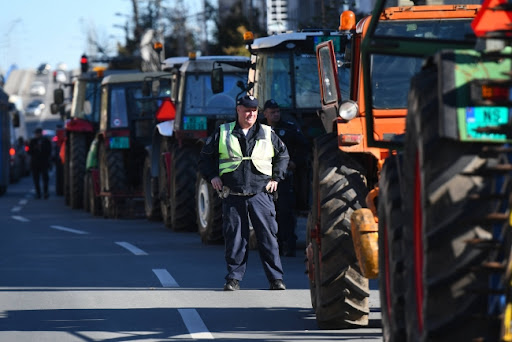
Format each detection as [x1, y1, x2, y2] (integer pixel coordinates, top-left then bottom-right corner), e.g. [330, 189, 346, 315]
[263, 107, 280, 125]
[237, 105, 258, 129]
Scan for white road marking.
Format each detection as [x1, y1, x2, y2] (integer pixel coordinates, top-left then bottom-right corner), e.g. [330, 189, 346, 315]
[11, 216, 29, 222]
[18, 199, 28, 205]
[152, 269, 179, 288]
[115, 242, 148, 256]
[11, 206, 21, 212]
[50, 225, 88, 235]
[178, 308, 214, 340]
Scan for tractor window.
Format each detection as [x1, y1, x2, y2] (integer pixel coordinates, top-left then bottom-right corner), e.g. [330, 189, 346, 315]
[72, 80, 101, 123]
[374, 19, 476, 42]
[183, 73, 246, 115]
[257, 51, 350, 109]
[126, 83, 171, 119]
[371, 54, 423, 109]
[295, 53, 350, 108]
[84, 82, 101, 123]
[256, 53, 292, 108]
[109, 87, 128, 128]
[370, 19, 475, 109]
[295, 55, 322, 108]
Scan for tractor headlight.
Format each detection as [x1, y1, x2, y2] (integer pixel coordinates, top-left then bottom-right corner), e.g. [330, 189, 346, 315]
[338, 100, 358, 121]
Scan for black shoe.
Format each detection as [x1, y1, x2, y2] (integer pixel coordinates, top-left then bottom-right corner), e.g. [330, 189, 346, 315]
[44, 193, 49, 199]
[35, 193, 41, 199]
[269, 279, 286, 290]
[223, 279, 240, 291]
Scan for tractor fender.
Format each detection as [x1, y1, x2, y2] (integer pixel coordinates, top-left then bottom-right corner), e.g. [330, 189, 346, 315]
[350, 208, 379, 279]
[85, 138, 99, 170]
[156, 120, 174, 137]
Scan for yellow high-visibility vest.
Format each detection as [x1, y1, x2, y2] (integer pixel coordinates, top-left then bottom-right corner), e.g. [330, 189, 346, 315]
[218, 122, 274, 176]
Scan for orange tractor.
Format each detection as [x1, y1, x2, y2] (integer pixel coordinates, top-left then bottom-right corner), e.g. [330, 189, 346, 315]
[309, 2, 480, 330]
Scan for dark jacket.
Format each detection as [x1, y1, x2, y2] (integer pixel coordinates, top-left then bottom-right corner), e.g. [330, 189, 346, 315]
[28, 136, 52, 170]
[261, 118, 309, 168]
[199, 120, 289, 194]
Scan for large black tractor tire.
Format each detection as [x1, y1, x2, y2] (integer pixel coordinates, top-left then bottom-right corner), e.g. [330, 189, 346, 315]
[99, 144, 126, 219]
[378, 154, 406, 342]
[83, 172, 90, 213]
[402, 65, 511, 341]
[195, 174, 223, 244]
[143, 155, 161, 221]
[159, 140, 198, 231]
[63, 142, 70, 206]
[307, 133, 370, 329]
[55, 157, 64, 196]
[306, 210, 317, 310]
[86, 170, 102, 216]
[69, 133, 87, 209]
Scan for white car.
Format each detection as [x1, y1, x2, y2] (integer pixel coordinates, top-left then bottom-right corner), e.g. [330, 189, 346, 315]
[29, 81, 46, 96]
[25, 99, 45, 116]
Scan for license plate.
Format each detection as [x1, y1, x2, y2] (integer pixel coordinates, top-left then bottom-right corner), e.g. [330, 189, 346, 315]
[465, 107, 509, 141]
[183, 116, 207, 130]
[109, 136, 130, 149]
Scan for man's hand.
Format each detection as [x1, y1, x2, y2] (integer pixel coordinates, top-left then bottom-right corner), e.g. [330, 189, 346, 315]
[266, 180, 278, 193]
[211, 176, 223, 191]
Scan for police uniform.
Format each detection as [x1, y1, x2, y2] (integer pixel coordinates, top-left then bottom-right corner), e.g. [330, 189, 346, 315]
[198, 100, 289, 289]
[261, 113, 309, 257]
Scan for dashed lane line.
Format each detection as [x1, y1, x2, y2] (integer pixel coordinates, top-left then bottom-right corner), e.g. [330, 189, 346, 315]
[18, 199, 28, 205]
[152, 269, 179, 288]
[50, 225, 88, 235]
[11, 206, 22, 212]
[152, 269, 213, 339]
[115, 242, 148, 256]
[178, 309, 214, 340]
[11, 216, 29, 222]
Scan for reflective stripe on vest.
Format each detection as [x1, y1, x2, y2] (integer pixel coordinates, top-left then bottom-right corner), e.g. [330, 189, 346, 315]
[218, 122, 274, 176]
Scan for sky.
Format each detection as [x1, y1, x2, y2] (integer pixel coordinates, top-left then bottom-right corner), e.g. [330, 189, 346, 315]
[0, 0, 201, 73]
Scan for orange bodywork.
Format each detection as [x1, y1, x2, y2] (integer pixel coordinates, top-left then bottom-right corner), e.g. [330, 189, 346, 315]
[338, 4, 480, 166]
[341, 5, 480, 276]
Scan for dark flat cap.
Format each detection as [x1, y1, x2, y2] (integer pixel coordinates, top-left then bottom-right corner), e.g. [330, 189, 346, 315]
[263, 99, 279, 110]
[237, 95, 258, 108]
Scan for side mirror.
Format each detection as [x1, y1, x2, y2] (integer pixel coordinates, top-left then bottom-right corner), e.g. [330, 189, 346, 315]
[142, 80, 151, 97]
[53, 88, 64, 105]
[12, 111, 20, 128]
[50, 103, 60, 115]
[211, 67, 224, 94]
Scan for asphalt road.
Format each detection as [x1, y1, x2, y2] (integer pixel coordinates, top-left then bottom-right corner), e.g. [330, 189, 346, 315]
[0, 170, 383, 342]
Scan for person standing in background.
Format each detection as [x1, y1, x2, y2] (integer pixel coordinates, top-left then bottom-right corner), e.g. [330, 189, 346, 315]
[28, 128, 51, 199]
[262, 99, 309, 257]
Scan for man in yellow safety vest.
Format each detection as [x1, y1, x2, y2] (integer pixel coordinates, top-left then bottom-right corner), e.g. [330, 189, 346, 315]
[199, 95, 290, 291]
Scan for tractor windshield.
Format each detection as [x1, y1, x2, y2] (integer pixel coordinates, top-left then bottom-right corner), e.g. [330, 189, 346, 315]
[108, 82, 172, 129]
[256, 51, 350, 109]
[183, 73, 247, 115]
[72, 80, 101, 122]
[371, 19, 475, 109]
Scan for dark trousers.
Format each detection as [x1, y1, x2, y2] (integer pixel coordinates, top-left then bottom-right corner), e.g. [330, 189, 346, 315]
[276, 176, 297, 255]
[222, 192, 284, 282]
[32, 167, 49, 197]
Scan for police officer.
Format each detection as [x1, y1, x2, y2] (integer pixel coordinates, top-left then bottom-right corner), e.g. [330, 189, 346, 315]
[199, 95, 290, 291]
[28, 127, 52, 199]
[262, 99, 309, 257]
